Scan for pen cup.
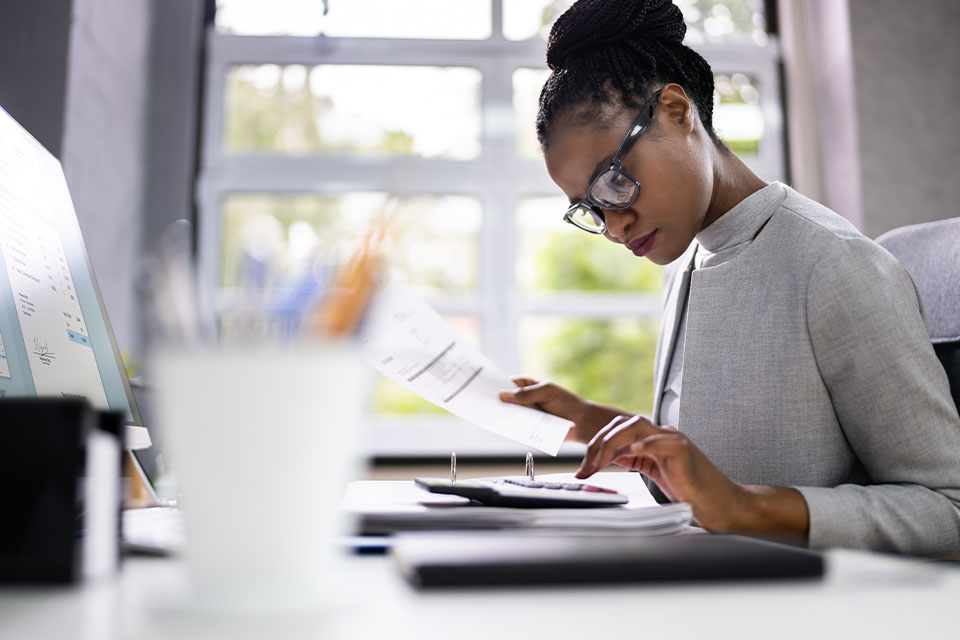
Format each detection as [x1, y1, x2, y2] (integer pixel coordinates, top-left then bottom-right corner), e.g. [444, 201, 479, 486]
[152, 341, 367, 611]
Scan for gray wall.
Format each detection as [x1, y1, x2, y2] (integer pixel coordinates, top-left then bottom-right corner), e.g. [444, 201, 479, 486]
[61, 0, 152, 353]
[0, 0, 72, 156]
[141, 0, 205, 262]
[848, 0, 960, 238]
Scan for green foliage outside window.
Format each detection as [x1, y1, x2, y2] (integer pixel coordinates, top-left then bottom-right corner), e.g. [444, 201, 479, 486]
[525, 318, 659, 417]
[528, 232, 662, 293]
[523, 231, 661, 416]
[225, 66, 417, 155]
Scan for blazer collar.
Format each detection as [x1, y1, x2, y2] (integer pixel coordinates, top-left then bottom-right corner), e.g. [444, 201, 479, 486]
[695, 182, 786, 266]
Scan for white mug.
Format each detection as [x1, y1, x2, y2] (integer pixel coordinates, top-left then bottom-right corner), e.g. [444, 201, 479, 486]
[152, 341, 367, 611]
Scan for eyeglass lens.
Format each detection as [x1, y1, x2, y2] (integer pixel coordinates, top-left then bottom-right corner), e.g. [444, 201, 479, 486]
[567, 204, 605, 232]
[589, 168, 638, 208]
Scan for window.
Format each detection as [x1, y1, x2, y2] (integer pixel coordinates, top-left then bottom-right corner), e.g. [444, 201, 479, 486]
[224, 65, 483, 158]
[199, 0, 782, 456]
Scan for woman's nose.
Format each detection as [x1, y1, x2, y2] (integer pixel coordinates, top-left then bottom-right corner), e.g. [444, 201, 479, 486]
[603, 208, 633, 242]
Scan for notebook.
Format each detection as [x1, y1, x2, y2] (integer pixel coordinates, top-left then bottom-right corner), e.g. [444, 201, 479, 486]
[392, 531, 824, 588]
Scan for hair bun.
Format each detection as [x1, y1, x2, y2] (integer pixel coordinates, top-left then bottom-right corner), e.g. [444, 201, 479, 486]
[546, 0, 687, 71]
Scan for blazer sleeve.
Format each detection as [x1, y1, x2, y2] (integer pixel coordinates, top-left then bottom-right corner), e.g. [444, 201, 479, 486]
[795, 236, 960, 556]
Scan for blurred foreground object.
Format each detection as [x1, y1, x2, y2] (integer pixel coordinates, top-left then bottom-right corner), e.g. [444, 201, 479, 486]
[152, 342, 367, 610]
[143, 214, 387, 609]
[311, 209, 392, 338]
[0, 399, 124, 583]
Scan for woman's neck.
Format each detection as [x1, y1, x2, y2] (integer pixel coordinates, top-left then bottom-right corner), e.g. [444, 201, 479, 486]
[701, 148, 768, 232]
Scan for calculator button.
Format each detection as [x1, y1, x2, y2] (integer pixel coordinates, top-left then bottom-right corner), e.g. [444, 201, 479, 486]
[561, 484, 583, 491]
[542, 483, 563, 490]
[583, 486, 601, 492]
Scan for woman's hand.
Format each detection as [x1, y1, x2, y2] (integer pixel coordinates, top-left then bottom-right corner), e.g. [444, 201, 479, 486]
[499, 377, 628, 444]
[576, 415, 809, 540]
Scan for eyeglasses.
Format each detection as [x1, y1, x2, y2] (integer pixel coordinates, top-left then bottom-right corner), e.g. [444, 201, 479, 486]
[562, 89, 662, 234]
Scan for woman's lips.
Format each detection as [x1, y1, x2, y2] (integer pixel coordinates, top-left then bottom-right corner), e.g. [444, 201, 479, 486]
[627, 230, 657, 257]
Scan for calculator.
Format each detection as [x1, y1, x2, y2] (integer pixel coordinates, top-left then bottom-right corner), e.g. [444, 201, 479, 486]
[413, 477, 629, 508]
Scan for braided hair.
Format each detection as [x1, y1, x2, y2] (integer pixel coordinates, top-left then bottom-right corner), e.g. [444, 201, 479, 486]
[536, 0, 721, 149]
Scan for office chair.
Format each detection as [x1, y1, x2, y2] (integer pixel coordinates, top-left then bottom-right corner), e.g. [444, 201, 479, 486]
[876, 218, 960, 411]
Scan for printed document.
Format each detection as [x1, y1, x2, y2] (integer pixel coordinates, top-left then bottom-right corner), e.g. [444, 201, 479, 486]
[0, 183, 107, 405]
[355, 280, 571, 455]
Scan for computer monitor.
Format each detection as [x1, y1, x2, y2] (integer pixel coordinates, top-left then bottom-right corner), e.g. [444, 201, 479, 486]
[0, 104, 150, 451]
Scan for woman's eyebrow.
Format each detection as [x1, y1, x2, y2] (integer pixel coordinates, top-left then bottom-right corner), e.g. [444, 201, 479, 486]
[569, 153, 617, 206]
[587, 154, 616, 187]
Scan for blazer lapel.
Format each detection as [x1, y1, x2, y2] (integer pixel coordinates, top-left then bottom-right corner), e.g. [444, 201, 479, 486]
[652, 245, 698, 424]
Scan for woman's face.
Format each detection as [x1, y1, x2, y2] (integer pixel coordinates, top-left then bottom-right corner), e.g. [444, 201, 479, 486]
[542, 88, 716, 266]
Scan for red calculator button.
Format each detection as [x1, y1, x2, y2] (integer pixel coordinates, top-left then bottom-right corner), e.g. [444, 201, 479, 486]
[583, 486, 602, 492]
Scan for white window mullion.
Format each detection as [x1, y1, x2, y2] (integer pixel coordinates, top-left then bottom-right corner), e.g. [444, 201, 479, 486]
[490, 0, 504, 43]
[479, 52, 519, 375]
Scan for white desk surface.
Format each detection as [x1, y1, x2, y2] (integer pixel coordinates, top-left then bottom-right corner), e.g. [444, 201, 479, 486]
[1, 546, 959, 640]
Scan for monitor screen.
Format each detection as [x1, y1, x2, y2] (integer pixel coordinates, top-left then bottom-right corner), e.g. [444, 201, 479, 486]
[0, 104, 147, 447]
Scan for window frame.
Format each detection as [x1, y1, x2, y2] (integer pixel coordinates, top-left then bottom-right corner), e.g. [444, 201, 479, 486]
[197, 3, 783, 456]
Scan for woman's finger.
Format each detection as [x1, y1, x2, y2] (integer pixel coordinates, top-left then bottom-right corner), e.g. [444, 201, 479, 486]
[631, 432, 689, 457]
[577, 415, 646, 477]
[574, 416, 627, 477]
[584, 439, 645, 477]
[498, 379, 551, 405]
[580, 416, 628, 460]
[593, 415, 662, 466]
[581, 415, 633, 469]
[583, 414, 628, 452]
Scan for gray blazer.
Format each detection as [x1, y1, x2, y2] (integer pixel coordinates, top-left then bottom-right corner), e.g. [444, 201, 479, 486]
[651, 182, 960, 556]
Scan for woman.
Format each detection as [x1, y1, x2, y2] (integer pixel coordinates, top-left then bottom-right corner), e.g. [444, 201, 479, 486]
[501, 0, 960, 556]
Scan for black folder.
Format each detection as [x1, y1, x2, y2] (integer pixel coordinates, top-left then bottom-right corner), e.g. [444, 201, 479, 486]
[392, 531, 823, 588]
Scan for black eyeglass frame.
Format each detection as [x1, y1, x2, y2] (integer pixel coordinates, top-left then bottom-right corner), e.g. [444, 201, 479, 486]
[562, 88, 663, 234]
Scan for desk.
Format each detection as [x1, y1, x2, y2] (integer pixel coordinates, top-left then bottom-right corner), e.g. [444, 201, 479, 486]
[1, 548, 958, 640]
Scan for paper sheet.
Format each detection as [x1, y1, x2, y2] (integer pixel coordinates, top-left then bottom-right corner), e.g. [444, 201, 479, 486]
[355, 280, 571, 455]
[342, 473, 692, 536]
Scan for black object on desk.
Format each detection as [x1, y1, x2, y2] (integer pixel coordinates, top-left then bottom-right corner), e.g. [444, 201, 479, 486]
[414, 477, 629, 508]
[392, 531, 824, 588]
[0, 399, 125, 583]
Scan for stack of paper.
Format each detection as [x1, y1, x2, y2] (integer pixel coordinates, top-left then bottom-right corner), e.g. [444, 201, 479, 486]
[343, 472, 692, 536]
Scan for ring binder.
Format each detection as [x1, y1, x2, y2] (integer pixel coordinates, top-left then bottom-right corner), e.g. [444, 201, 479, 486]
[444, 451, 537, 486]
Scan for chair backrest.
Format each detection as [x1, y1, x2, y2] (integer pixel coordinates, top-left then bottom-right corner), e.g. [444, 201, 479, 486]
[876, 218, 960, 412]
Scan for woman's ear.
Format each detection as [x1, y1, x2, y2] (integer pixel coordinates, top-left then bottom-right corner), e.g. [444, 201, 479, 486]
[657, 83, 696, 135]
